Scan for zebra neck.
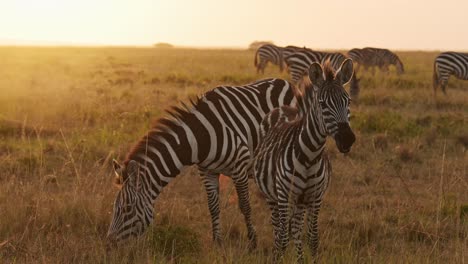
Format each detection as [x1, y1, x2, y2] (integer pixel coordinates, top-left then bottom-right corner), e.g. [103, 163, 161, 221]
[127, 128, 196, 201]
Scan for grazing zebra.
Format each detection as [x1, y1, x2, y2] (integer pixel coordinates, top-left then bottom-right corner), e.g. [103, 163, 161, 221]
[433, 51, 468, 94]
[107, 79, 297, 249]
[348, 47, 404, 75]
[284, 49, 347, 87]
[254, 44, 284, 74]
[253, 59, 355, 263]
[254, 44, 304, 74]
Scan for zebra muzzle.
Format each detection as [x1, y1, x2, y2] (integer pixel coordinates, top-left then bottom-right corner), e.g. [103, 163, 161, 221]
[335, 123, 356, 153]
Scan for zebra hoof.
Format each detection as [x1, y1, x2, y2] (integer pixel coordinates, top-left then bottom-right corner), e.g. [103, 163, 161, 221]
[213, 237, 224, 248]
[248, 237, 257, 252]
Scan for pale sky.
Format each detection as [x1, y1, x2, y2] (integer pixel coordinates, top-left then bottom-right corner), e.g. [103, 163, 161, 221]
[0, 0, 467, 50]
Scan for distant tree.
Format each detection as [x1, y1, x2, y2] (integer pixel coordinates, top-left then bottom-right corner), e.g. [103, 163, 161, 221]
[248, 41, 274, 50]
[154, 42, 174, 49]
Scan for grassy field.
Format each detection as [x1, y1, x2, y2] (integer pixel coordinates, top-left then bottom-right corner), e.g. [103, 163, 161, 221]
[0, 46, 466, 263]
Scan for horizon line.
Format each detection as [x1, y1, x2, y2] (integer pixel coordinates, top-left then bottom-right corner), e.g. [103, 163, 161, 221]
[0, 39, 459, 52]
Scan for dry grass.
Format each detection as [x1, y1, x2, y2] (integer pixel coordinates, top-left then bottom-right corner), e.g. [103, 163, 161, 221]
[0, 47, 467, 263]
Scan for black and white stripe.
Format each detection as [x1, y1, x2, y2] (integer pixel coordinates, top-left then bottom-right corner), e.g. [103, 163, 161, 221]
[254, 44, 304, 74]
[252, 60, 356, 263]
[347, 47, 404, 75]
[107, 79, 297, 248]
[284, 49, 348, 87]
[433, 51, 468, 94]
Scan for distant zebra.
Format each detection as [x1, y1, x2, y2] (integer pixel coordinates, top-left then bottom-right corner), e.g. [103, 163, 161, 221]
[107, 79, 297, 249]
[254, 44, 303, 74]
[253, 60, 356, 263]
[433, 51, 468, 94]
[348, 47, 404, 75]
[284, 49, 347, 87]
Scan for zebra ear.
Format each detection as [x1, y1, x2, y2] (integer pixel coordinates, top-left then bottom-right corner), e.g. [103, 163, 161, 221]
[126, 160, 142, 190]
[336, 58, 354, 85]
[308, 62, 325, 87]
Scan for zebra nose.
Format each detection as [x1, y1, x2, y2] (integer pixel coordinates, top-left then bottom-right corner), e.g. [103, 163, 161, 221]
[335, 123, 356, 153]
[106, 234, 117, 250]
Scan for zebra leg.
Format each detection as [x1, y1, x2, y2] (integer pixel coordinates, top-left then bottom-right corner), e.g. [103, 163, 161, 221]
[200, 171, 223, 245]
[232, 172, 257, 251]
[267, 200, 280, 248]
[306, 201, 322, 258]
[441, 79, 448, 94]
[274, 200, 290, 263]
[291, 204, 306, 264]
[260, 60, 267, 74]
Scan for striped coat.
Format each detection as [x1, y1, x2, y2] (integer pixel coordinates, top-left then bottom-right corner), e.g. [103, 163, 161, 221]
[107, 78, 297, 247]
[433, 51, 468, 94]
[253, 60, 356, 263]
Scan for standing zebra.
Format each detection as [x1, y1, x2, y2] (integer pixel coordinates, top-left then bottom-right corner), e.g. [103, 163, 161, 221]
[433, 51, 468, 94]
[347, 47, 404, 75]
[107, 79, 297, 249]
[253, 60, 355, 263]
[254, 44, 303, 74]
[284, 49, 348, 87]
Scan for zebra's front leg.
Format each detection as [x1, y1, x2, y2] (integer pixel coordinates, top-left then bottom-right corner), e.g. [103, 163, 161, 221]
[200, 172, 223, 246]
[306, 201, 323, 258]
[291, 204, 306, 264]
[274, 200, 290, 263]
[232, 173, 257, 251]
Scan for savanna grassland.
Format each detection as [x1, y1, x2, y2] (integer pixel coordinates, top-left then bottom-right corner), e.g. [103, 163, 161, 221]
[0, 46, 466, 263]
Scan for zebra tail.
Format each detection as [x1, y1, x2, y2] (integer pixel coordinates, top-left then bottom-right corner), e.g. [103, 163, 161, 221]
[432, 61, 439, 94]
[254, 49, 259, 68]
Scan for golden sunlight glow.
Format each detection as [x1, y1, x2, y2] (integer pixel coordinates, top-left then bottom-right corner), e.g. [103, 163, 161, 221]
[0, 0, 467, 50]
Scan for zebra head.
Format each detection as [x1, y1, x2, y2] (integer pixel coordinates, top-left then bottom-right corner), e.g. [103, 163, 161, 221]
[395, 59, 405, 75]
[308, 59, 356, 153]
[107, 159, 153, 244]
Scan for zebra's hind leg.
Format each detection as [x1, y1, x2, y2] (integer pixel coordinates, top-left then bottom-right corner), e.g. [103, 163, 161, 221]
[441, 79, 448, 94]
[200, 171, 223, 246]
[232, 173, 257, 251]
[291, 204, 306, 264]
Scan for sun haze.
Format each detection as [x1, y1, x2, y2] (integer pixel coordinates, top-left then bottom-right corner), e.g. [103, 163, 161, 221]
[0, 0, 467, 50]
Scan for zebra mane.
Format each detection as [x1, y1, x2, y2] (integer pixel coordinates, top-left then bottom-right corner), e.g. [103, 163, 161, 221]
[322, 61, 336, 82]
[124, 95, 201, 165]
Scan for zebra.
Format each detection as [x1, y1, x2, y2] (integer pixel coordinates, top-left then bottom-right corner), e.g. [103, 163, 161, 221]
[433, 51, 468, 94]
[284, 49, 348, 87]
[107, 79, 297, 249]
[254, 44, 303, 74]
[347, 47, 404, 75]
[252, 59, 356, 263]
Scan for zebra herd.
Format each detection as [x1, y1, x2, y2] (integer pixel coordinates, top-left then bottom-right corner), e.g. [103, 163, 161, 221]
[106, 44, 467, 262]
[255, 44, 468, 94]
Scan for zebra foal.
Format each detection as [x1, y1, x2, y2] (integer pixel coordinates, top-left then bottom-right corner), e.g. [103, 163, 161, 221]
[253, 59, 356, 263]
